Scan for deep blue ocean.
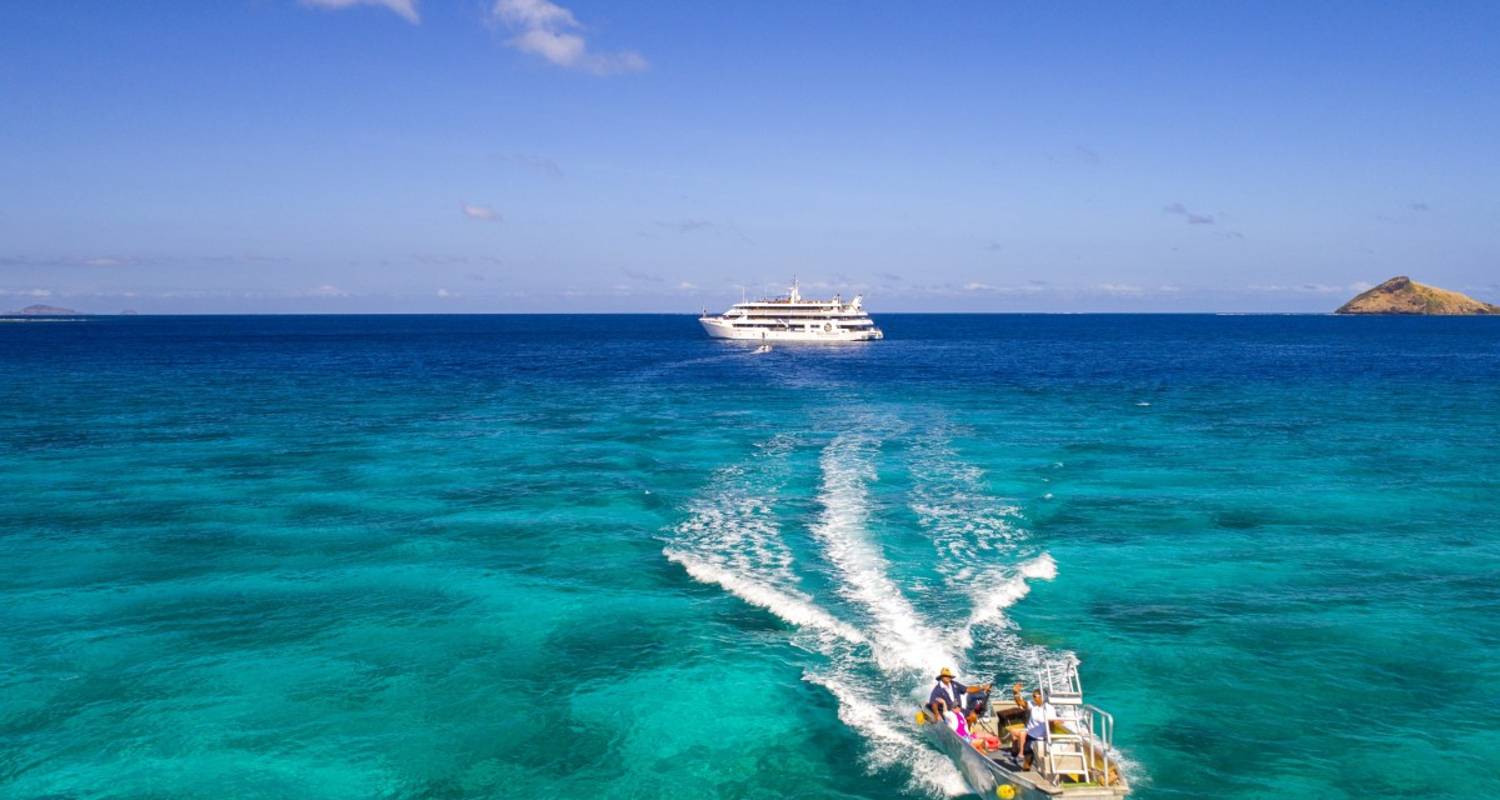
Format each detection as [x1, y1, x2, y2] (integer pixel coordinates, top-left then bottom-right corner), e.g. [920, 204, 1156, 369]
[3, 314, 1498, 800]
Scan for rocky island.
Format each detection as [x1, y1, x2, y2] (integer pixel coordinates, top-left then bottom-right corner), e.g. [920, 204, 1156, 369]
[5, 304, 83, 316]
[1335, 276, 1499, 315]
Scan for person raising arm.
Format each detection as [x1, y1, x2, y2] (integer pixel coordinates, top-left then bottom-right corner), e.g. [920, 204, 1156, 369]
[1011, 683, 1054, 771]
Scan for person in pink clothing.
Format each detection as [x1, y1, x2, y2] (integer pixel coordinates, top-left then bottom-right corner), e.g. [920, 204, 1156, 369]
[934, 698, 972, 739]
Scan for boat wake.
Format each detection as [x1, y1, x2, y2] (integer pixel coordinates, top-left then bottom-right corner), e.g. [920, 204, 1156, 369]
[908, 431, 1062, 665]
[662, 423, 1069, 797]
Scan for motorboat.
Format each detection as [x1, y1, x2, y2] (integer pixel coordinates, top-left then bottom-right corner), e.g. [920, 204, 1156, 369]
[917, 660, 1129, 799]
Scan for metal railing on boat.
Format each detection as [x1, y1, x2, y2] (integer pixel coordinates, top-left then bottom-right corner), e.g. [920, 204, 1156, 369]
[1034, 661, 1122, 789]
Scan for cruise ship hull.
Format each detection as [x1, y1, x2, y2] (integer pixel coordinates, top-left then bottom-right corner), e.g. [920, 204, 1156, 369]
[699, 317, 883, 342]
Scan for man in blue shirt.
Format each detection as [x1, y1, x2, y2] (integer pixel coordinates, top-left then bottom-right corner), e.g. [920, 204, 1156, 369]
[928, 667, 991, 717]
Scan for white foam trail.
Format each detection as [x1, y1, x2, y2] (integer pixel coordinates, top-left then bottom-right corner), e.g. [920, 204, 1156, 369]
[664, 434, 867, 643]
[663, 550, 867, 644]
[666, 431, 967, 796]
[957, 553, 1057, 650]
[907, 433, 1053, 652]
[804, 672, 969, 798]
[810, 431, 957, 677]
[907, 434, 1022, 580]
[668, 434, 799, 584]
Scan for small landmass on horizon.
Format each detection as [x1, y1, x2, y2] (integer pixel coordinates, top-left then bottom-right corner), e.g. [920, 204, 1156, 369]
[4, 304, 84, 316]
[1335, 276, 1499, 315]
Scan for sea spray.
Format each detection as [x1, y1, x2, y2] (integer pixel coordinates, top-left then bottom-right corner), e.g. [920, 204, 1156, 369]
[809, 430, 956, 676]
[803, 671, 970, 798]
[662, 550, 866, 644]
[906, 432, 1059, 656]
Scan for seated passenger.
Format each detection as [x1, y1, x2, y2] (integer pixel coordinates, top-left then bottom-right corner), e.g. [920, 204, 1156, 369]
[966, 711, 1002, 751]
[927, 667, 992, 718]
[1011, 683, 1055, 771]
[933, 698, 972, 740]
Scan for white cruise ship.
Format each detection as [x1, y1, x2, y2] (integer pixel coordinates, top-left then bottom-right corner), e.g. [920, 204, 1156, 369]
[699, 280, 884, 342]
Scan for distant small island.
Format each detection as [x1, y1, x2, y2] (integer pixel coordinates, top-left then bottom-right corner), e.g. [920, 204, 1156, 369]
[1335, 276, 1499, 315]
[5, 304, 84, 316]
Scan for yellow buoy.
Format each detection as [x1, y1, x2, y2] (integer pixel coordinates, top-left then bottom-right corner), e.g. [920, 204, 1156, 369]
[996, 785, 1016, 799]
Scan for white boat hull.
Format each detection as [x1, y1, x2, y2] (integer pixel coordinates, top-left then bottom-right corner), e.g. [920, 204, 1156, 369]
[699, 317, 882, 342]
[920, 718, 1127, 799]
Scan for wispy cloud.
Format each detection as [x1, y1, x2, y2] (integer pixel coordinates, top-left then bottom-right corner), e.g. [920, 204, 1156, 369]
[957, 281, 1048, 295]
[0, 288, 53, 297]
[1163, 202, 1215, 225]
[491, 0, 646, 75]
[304, 284, 349, 297]
[1411, 201, 1431, 212]
[463, 204, 501, 222]
[656, 219, 713, 233]
[622, 268, 664, 282]
[203, 254, 292, 265]
[1248, 282, 1368, 295]
[496, 153, 564, 179]
[413, 254, 504, 266]
[300, 0, 420, 24]
[1093, 282, 1145, 296]
[2, 254, 133, 268]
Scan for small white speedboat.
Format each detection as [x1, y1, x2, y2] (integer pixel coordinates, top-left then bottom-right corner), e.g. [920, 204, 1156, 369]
[753, 344, 773, 354]
[917, 660, 1129, 799]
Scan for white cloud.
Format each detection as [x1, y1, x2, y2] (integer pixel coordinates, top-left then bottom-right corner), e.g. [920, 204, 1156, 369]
[300, 0, 420, 24]
[84, 257, 122, 267]
[305, 284, 348, 297]
[491, 0, 647, 75]
[494, 0, 577, 28]
[512, 28, 588, 65]
[964, 282, 995, 291]
[1247, 283, 1362, 295]
[677, 281, 697, 290]
[436, 288, 455, 297]
[1093, 283, 1144, 296]
[0, 288, 52, 297]
[463, 204, 501, 222]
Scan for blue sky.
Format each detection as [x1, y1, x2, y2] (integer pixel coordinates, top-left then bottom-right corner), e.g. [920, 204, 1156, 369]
[2, 1, 1497, 313]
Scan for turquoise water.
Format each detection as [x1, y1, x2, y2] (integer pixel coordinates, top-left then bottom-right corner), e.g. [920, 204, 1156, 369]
[3, 315, 1498, 800]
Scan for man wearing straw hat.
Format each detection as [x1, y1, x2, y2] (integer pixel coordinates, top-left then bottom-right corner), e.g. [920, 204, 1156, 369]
[927, 667, 991, 717]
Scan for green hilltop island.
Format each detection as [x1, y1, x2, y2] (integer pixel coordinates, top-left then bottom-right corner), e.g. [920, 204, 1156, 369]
[1335, 276, 1500, 315]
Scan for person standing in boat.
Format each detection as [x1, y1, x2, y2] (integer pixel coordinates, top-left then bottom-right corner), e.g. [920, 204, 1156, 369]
[928, 668, 991, 717]
[1011, 683, 1055, 771]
